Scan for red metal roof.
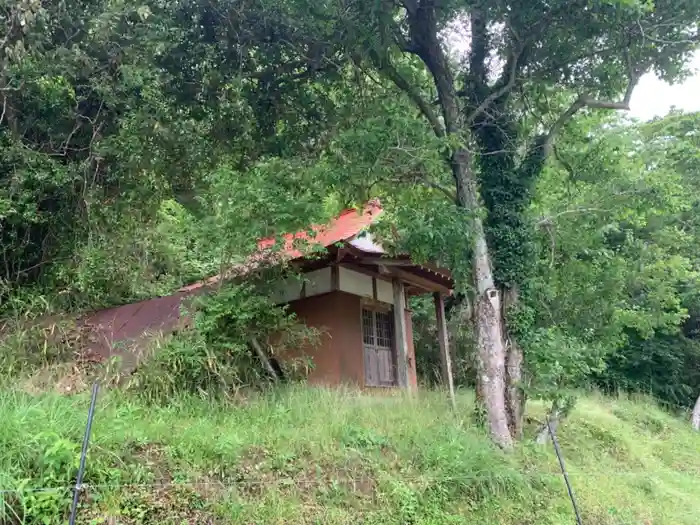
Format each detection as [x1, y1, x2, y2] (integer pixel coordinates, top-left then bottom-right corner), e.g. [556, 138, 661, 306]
[179, 200, 383, 292]
[257, 199, 382, 259]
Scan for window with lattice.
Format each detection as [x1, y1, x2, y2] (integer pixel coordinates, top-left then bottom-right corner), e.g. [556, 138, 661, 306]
[362, 307, 395, 387]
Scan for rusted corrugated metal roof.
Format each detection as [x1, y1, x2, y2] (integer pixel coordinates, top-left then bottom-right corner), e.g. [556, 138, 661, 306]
[78, 292, 195, 366]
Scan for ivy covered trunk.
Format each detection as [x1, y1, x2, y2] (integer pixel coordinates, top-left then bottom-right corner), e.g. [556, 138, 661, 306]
[392, 3, 520, 449]
[468, 95, 545, 444]
[453, 149, 514, 449]
[692, 394, 700, 431]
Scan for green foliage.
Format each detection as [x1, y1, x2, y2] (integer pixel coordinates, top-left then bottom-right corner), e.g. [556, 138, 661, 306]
[0, 0, 352, 313]
[1, 0, 700, 451]
[526, 111, 700, 406]
[410, 295, 476, 387]
[523, 327, 606, 405]
[602, 331, 700, 409]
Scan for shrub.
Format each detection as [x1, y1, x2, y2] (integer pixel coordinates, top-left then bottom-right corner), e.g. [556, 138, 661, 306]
[128, 281, 318, 401]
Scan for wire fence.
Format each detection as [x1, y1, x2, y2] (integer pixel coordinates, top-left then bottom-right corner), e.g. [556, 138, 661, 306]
[3, 384, 699, 524]
[3, 467, 700, 497]
[4, 478, 700, 525]
[1, 472, 699, 495]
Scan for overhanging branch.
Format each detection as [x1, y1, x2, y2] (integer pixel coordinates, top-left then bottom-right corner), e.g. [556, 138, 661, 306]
[542, 96, 587, 156]
[374, 54, 446, 138]
[0, 94, 6, 127]
[536, 207, 612, 227]
[389, 171, 457, 202]
[580, 55, 638, 110]
[423, 179, 457, 202]
[465, 46, 524, 125]
[404, 177, 457, 202]
[543, 68, 641, 156]
[552, 144, 576, 180]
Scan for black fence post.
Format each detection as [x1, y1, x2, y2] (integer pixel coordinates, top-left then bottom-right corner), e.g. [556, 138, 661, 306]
[68, 383, 99, 525]
[547, 418, 583, 525]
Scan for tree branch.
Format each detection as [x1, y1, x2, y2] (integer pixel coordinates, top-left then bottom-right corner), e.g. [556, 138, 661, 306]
[376, 56, 446, 137]
[423, 179, 457, 202]
[581, 49, 639, 111]
[0, 94, 6, 127]
[542, 69, 640, 156]
[542, 95, 587, 156]
[579, 85, 636, 110]
[552, 144, 576, 180]
[469, 8, 488, 87]
[401, 0, 418, 16]
[634, 18, 700, 46]
[466, 46, 524, 125]
[387, 143, 457, 201]
[390, 173, 457, 203]
[392, 23, 419, 54]
[406, 3, 461, 135]
[536, 207, 612, 226]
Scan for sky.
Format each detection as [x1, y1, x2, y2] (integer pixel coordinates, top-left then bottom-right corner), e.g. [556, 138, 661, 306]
[445, 20, 700, 122]
[629, 51, 700, 121]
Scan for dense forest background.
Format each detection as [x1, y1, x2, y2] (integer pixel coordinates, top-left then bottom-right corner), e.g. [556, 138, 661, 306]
[2, 0, 700, 437]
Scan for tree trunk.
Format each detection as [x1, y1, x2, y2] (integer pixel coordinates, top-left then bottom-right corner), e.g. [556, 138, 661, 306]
[692, 394, 700, 431]
[505, 335, 524, 438]
[402, 5, 514, 448]
[503, 287, 525, 439]
[454, 149, 514, 450]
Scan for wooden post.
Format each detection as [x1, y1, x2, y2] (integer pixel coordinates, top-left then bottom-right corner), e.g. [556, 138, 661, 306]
[434, 292, 456, 410]
[392, 277, 410, 389]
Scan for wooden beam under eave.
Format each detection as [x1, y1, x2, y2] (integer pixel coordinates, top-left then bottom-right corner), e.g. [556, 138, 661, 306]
[357, 256, 452, 283]
[353, 253, 451, 276]
[338, 260, 451, 296]
[358, 257, 414, 267]
[434, 292, 456, 410]
[392, 277, 411, 390]
[330, 264, 340, 291]
[390, 267, 452, 295]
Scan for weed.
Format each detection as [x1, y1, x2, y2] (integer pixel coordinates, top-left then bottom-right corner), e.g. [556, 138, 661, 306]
[0, 388, 698, 524]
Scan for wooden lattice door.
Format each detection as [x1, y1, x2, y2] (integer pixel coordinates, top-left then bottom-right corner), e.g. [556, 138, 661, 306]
[362, 308, 396, 387]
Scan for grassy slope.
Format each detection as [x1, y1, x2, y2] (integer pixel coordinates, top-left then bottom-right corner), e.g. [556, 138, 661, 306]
[1, 387, 699, 525]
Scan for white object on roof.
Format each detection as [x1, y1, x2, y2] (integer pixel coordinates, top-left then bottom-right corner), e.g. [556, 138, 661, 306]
[349, 232, 385, 254]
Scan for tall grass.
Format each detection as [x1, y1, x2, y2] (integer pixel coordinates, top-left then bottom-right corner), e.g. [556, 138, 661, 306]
[1, 387, 699, 524]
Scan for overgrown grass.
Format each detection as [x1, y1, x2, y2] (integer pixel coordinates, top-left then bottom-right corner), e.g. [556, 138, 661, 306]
[1, 387, 699, 524]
